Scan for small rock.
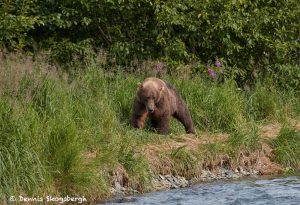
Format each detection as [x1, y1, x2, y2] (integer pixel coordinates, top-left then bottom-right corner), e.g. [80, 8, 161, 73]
[210, 172, 217, 179]
[172, 176, 179, 184]
[110, 188, 117, 194]
[220, 168, 227, 176]
[200, 172, 207, 179]
[177, 177, 189, 188]
[217, 175, 226, 180]
[110, 197, 137, 203]
[170, 182, 179, 189]
[200, 170, 212, 179]
[114, 182, 122, 192]
[241, 170, 250, 176]
[189, 177, 199, 184]
[225, 170, 234, 178]
[232, 174, 240, 179]
[152, 178, 172, 190]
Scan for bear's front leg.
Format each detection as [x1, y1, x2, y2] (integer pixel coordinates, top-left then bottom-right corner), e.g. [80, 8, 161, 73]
[155, 114, 170, 135]
[131, 98, 148, 129]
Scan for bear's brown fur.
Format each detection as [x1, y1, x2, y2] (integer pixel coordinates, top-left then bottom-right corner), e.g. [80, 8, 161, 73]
[131, 77, 196, 135]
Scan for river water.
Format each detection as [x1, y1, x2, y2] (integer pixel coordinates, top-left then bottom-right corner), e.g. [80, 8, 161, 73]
[104, 176, 300, 205]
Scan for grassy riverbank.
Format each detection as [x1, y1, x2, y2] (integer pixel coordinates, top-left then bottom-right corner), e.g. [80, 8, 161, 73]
[0, 53, 300, 204]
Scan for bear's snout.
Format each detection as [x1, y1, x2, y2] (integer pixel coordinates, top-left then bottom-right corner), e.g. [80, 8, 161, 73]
[146, 102, 155, 113]
[147, 107, 154, 113]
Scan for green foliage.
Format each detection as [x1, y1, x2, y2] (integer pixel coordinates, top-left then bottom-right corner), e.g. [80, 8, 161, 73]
[0, 0, 40, 49]
[0, 53, 300, 202]
[49, 39, 96, 69]
[271, 64, 300, 91]
[272, 128, 300, 171]
[155, 0, 300, 80]
[1, 0, 299, 87]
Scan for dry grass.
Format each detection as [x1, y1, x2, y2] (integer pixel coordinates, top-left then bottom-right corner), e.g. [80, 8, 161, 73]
[0, 51, 60, 98]
[258, 123, 282, 139]
[141, 123, 297, 177]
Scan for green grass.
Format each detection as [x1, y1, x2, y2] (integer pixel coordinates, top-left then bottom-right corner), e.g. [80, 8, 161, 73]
[228, 123, 260, 152]
[169, 146, 197, 178]
[0, 53, 299, 203]
[272, 128, 300, 171]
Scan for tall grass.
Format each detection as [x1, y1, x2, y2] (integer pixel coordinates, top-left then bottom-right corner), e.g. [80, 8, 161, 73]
[0, 52, 299, 202]
[246, 81, 296, 123]
[174, 79, 246, 132]
[170, 146, 198, 178]
[272, 128, 300, 171]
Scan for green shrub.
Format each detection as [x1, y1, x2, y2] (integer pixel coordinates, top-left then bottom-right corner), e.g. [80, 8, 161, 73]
[1, 0, 299, 88]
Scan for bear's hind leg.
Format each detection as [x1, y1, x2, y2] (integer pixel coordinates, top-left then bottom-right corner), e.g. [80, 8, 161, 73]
[174, 104, 196, 134]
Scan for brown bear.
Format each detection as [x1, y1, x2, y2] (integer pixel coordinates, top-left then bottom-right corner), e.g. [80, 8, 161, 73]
[131, 77, 196, 135]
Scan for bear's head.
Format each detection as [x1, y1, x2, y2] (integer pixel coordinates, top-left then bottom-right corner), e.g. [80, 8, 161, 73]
[136, 78, 165, 113]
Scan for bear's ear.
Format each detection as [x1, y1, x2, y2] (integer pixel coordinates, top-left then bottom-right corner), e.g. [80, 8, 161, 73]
[159, 86, 165, 92]
[137, 83, 143, 89]
[156, 86, 165, 102]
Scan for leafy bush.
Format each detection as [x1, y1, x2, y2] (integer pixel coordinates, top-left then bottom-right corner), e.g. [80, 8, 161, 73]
[1, 0, 299, 88]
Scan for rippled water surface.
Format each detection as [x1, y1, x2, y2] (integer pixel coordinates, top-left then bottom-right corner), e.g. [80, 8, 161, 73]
[105, 176, 300, 205]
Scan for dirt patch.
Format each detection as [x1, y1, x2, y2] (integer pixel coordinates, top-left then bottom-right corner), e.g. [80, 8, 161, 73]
[237, 143, 283, 175]
[290, 119, 300, 131]
[258, 120, 300, 140]
[258, 123, 282, 139]
[142, 133, 228, 158]
[255, 143, 283, 175]
[81, 151, 97, 159]
[141, 133, 228, 175]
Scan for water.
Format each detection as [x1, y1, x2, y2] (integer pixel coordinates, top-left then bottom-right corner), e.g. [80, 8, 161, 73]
[104, 176, 300, 205]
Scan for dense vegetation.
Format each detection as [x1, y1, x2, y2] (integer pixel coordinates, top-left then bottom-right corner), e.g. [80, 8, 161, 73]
[0, 53, 299, 203]
[1, 0, 299, 88]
